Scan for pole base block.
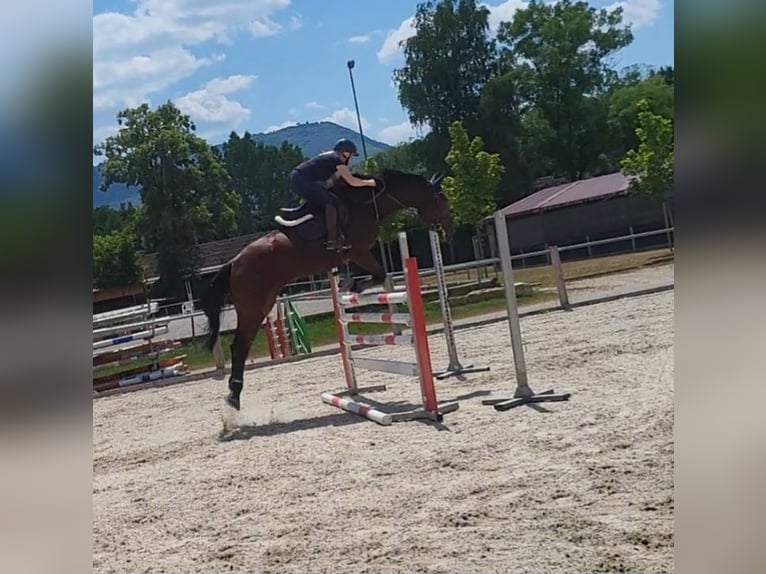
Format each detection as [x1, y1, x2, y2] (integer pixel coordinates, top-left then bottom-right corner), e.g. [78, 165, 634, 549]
[481, 388, 571, 411]
[434, 361, 491, 380]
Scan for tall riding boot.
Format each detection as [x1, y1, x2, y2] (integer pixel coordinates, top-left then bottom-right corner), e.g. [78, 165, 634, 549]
[324, 204, 347, 251]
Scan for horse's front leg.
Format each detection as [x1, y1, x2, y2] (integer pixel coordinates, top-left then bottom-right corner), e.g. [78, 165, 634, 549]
[346, 249, 387, 293]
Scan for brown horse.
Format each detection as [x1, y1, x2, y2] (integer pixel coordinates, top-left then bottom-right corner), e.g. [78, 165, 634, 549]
[199, 169, 454, 410]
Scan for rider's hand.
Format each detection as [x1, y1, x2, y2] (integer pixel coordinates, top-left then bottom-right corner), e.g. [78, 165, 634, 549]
[366, 179, 377, 187]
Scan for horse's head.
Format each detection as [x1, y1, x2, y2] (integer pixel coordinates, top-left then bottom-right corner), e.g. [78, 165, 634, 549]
[381, 170, 455, 238]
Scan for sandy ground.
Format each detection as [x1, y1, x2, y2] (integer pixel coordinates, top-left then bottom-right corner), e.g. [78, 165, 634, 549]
[93, 276, 674, 573]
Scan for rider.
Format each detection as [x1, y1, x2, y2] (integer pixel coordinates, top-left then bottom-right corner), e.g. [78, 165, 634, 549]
[289, 138, 376, 251]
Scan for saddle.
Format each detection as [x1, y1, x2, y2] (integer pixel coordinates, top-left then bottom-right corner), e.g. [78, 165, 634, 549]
[273, 192, 351, 243]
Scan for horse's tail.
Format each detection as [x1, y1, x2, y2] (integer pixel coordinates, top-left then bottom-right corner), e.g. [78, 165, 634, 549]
[199, 261, 232, 351]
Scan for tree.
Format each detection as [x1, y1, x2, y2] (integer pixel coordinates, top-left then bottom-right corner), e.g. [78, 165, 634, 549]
[393, 0, 497, 134]
[93, 101, 240, 297]
[496, 0, 633, 180]
[608, 73, 674, 160]
[219, 133, 304, 233]
[364, 143, 427, 175]
[441, 120, 504, 232]
[92, 204, 139, 237]
[620, 99, 674, 201]
[93, 230, 142, 289]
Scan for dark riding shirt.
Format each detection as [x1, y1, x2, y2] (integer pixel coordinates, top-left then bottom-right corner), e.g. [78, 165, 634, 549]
[292, 151, 344, 184]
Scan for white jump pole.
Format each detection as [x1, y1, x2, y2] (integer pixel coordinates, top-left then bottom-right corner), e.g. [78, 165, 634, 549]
[429, 229, 490, 380]
[481, 211, 571, 411]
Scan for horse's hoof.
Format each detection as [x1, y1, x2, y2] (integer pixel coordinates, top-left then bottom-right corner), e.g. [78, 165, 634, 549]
[225, 395, 240, 411]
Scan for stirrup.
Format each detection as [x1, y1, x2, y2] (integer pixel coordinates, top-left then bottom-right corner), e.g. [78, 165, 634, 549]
[325, 240, 351, 252]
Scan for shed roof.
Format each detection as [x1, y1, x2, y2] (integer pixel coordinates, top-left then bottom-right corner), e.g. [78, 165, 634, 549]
[500, 171, 632, 218]
[140, 231, 269, 283]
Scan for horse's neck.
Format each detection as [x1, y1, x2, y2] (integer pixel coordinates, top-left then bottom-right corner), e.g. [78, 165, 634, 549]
[377, 193, 408, 222]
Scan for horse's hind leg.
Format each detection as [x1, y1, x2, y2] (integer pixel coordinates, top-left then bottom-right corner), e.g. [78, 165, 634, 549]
[226, 308, 265, 410]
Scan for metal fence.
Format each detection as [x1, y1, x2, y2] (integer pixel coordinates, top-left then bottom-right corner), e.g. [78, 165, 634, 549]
[148, 224, 674, 326]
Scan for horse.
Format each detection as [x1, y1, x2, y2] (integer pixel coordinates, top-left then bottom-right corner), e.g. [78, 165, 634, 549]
[199, 169, 454, 410]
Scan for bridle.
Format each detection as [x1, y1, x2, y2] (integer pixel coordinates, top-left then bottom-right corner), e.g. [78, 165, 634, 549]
[334, 172, 447, 232]
[368, 173, 447, 233]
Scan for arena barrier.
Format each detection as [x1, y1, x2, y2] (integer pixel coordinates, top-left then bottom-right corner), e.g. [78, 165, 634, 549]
[481, 211, 572, 411]
[322, 232, 459, 425]
[428, 229, 490, 380]
[92, 301, 188, 393]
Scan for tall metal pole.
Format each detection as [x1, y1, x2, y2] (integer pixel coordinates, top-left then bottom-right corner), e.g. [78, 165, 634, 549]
[346, 59, 388, 275]
[346, 60, 368, 160]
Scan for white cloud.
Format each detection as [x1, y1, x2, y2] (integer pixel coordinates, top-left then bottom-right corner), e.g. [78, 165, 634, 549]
[305, 101, 326, 110]
[348, 34, 371, 44]
[377, 0, 663, 63]
[377, 16, 415, 64]
[376, 121, 428, 145]
[484, 1, 527, 34]
[93, 0, 297, 136]
[288, 15, 304, 31]
[249, 18, 282, 37]
[322, 107, 371, 132]
[265, 120, 299, 132]
[93, 47, 217, 110]
[175, 74, 255, 124]
[605, 0, 663, 29]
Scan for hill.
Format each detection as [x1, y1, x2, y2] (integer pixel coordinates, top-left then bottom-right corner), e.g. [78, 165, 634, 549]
[93, 121, 392, 209]
[248, 121, 391, 159]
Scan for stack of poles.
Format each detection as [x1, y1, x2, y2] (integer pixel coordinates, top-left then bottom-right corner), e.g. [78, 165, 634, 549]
[92, 301, 188, 392]
[428, 229, 491, 380]
[322, 232, 459, 425]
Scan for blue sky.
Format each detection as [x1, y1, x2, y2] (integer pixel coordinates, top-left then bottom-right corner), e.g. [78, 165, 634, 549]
[92, 0, 674, 163]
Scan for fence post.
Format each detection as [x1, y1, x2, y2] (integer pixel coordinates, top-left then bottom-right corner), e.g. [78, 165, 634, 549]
[662, 201, 673, 250]
[548, 246, 571, 311]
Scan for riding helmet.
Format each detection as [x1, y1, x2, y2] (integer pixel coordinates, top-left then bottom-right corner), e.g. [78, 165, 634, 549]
[333, 138, 359, 156]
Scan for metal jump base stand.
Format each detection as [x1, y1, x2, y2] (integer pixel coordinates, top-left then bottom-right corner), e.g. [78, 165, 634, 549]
[428, 229, 491, 380]
[481, 211, 571, 411]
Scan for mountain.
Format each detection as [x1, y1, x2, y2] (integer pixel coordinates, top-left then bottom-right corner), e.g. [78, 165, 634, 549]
[248, 121, 392, 159]
[93, 121, 392, 209]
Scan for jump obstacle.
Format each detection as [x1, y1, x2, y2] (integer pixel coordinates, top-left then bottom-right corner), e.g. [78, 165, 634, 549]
[262, 298, 312, 361]
[322, 232, 460, 425]
[480, 210, 571, 411]
[428, 229, 490, 380]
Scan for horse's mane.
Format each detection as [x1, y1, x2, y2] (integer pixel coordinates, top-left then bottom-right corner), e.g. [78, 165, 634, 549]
[379, 169, 428, 185]
[332, 168, 429, 205]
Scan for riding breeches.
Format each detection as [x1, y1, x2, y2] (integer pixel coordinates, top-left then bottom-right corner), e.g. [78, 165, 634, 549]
[290, 170, 338, 207]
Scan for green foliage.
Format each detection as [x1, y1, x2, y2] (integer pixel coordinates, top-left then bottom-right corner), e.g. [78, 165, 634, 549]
[390, 0, 665, 204]
[220, 133, 304, 233]
[93, 101, 240, 297]
[93, 230, 142, 289]
[620, 99, 674, 201]
[608, 74, 674, 158]
[496, 0, 633, 180]
[442, 120, 504, 229]
[394, 0, 497, 133]
[92, 204, 139, 236]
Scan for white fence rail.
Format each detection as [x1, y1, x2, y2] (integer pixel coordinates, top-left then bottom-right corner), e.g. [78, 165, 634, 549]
[139, 225, 674, 341]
